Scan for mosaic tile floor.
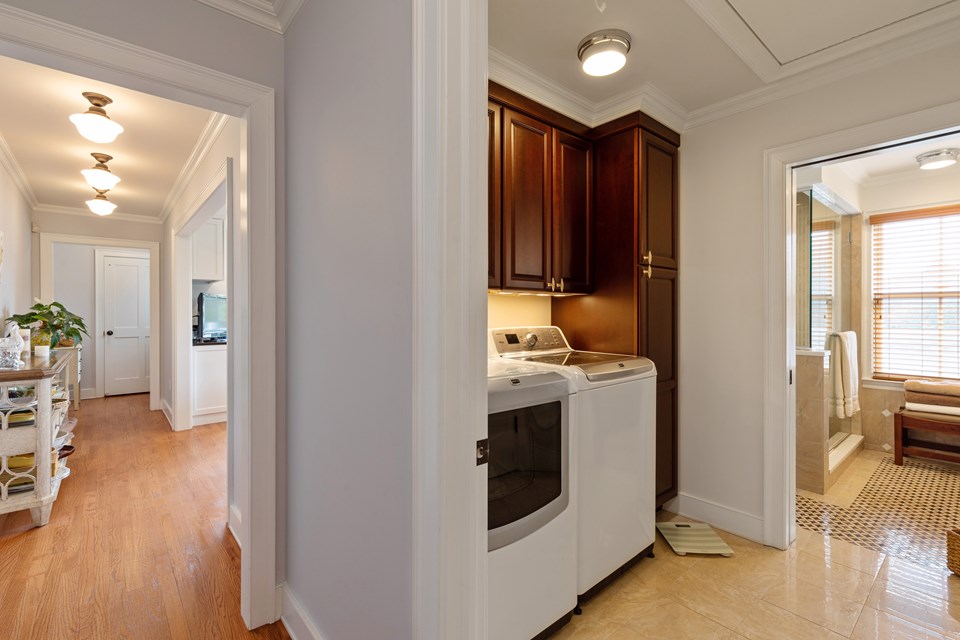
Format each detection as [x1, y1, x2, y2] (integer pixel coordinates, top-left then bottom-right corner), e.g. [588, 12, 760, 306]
[796, 455, 960, 569]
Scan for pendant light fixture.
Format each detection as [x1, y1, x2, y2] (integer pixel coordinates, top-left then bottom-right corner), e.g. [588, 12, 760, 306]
[81, 153, 121, 191]
[916, 148, 959, 171]
[69, 92, 125, 143]
[577, 29, 631, 77]
[85, 189, 117, 216]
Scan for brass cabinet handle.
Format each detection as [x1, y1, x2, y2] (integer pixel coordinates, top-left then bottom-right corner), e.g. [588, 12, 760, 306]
[548, 277, 556, 291]
[642, 250, 652, 265]
[642, 265, 652, 279]
[559, 277, 565, 292]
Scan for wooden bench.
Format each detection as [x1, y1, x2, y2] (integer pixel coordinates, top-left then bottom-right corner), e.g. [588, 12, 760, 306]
[894, 409, 960, 465]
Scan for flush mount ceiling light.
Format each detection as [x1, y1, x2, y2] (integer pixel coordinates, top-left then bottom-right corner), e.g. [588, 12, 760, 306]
[577, 29, 631, 77]
[69, 92, 124, 143]
[85, 188, 117, 216]
[916, 148, 959, 171]
[81, 153, 121, 191]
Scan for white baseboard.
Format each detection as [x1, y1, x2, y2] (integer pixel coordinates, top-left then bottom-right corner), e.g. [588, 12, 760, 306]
[280, 584, 327, 640]
[80, 387, 99, 400]
[161, 400, 174, 428]
[228, 504, 242, 547]
[192, 411, 227, 426]
[668, 492, 765, 544]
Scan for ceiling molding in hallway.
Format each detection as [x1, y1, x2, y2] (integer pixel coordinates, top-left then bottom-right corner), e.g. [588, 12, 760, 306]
[194, 0, 304, 34]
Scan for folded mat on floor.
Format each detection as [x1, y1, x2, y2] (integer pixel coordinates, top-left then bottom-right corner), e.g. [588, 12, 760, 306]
[904, 379, 960, 398]
[904, 390, 960, 408]
[904, 401, 960, 417]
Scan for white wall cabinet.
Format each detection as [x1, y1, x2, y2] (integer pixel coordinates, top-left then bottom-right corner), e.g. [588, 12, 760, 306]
[192, 343, 227, 426]
[192, 218, 225, 282]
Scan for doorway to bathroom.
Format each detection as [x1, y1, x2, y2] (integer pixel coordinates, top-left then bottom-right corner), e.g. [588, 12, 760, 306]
[790, 129, 960, 569]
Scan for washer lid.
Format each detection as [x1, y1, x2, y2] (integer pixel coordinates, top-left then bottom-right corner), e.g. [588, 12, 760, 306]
[516, 352, 655, 381]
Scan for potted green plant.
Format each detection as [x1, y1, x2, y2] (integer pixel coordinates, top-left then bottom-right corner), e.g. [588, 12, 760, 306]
[6, 301, 90, 349]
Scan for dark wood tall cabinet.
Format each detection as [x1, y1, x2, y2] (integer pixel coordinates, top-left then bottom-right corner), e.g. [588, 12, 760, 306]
[488, 101, 502, 288]
[553, 117, 681, 507]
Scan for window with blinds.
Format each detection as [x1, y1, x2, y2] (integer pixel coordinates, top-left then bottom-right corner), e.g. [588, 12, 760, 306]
[871, 206, 960, 380]
[810, 221, 835, 352]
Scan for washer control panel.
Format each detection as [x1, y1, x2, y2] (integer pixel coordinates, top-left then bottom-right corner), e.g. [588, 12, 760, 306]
[491, 326, 569, 355]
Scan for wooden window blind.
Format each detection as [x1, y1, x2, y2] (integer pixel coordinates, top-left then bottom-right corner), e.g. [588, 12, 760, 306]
[871, 206, 960, 380]
[810, 221, 835, 352]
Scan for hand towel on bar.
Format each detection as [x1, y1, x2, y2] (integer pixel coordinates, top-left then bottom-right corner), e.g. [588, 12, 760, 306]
[830, 331, 860, 419]
[904, 390, 960, 408]
[904, 379, 960, 398]
[904, 401, 960, 417]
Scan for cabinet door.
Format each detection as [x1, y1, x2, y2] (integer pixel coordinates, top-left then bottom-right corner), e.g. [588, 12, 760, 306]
[639, 132, 678, 270]
[192, 218, 225, 281]
[503, 109, 552, 291]
[638, 265, 678, 505]
[488, 102, 502, 289]
[553, 131, 592, 293]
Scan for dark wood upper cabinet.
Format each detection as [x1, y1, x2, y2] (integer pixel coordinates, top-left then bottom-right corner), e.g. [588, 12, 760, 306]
[488, 101, 502, 288]
[553, 131, 592, 294]
[502, 108, 552, 291]
[640, 132, 678, 270]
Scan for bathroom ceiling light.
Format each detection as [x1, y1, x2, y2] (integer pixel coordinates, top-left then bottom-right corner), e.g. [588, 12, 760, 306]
[916, 148, 959, 171]
[577, 29, 631, 77]
[69, 92, 124, 143]
[81, 153, 121, 191]
[85, 189, 117, 216]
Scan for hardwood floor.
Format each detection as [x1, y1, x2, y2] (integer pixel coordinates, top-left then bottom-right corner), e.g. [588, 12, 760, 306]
[0, 394, 289, 640]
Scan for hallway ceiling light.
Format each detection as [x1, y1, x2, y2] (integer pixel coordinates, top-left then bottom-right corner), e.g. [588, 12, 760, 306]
[577, 30, 631, 77]
[916, 148, 959, 171]
[69, 92, 124, 143]
[86, 189, 117, 216]
[81, 153, 121, 191]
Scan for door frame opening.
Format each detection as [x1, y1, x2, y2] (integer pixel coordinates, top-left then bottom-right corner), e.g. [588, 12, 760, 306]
[762, 100, 960, 549]
[0, 8, 279, 628]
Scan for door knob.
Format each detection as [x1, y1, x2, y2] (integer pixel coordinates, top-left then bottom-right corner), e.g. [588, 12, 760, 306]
[106, 330, 114, 336]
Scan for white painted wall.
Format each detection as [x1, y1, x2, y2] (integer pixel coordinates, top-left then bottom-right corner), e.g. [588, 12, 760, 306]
[678, 41, 960, 539]
[0, 159, 31, 320]
[284, 1, 414, 638]
[51, 243, 95, 391]
[860, 163, 960, 214]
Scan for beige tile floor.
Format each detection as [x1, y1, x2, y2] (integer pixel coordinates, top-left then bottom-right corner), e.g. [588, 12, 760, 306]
[554, 509, 960, 640]
[798, 449, 885, 509]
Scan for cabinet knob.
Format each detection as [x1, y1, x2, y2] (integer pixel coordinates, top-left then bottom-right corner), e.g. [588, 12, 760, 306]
[559, 277, 565, 293]
[548, 277, 556, 291]
[642, 265, 652, 279]
[642, 250, 653, 265]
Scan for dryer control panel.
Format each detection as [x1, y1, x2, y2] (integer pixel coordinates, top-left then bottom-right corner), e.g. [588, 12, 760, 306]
[491, 326, 569, 355]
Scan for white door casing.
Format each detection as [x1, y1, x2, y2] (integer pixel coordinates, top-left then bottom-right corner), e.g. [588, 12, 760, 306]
[103, 255, 150, 396]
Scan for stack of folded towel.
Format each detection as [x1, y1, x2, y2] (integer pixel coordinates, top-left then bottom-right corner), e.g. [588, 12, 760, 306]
[904, 379, 960, 416]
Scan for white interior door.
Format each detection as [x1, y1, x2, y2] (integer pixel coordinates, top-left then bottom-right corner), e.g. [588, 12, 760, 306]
[104, 256, 150, 395]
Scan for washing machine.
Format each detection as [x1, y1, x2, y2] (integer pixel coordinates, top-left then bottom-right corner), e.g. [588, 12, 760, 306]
[490, 327, 657, 602]
[487, 359, 577, 639]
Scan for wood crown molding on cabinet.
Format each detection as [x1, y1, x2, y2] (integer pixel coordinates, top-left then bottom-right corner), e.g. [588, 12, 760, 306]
[193, 0, 304, 34]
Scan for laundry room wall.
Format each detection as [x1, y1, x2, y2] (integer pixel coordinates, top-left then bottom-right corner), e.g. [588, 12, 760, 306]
[487, 294, 552, 329]
[679, 40, 960, 540]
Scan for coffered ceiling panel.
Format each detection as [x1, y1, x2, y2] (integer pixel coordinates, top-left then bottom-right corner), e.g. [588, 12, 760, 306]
[728, 0, 953, 64]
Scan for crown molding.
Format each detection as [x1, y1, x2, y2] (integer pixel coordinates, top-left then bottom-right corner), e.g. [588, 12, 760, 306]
[685, 13, 960, 130]
[685, 0, 960, 83]
[0, 131, 38, 208]
[33, 203, 163, 225]
[160, 112, 231, 222]
[194, 0, 303, 35]
[489, 48, 688, 132]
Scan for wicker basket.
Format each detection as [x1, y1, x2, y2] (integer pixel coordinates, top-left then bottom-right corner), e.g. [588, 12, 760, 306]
[949, 528, 960, 575]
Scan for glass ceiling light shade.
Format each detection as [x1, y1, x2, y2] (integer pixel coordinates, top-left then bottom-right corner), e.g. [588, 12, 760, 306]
[916, 148, 959, 171]
[81, 153, 121, 191]
[69, 92, 124, 143]
[577, 29, 631, 77]
[86, 189, 117, 216]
